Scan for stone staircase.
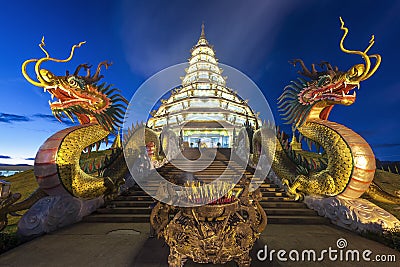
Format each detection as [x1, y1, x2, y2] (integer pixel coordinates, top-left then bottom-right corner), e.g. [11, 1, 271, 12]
[84, 148, 328, 224]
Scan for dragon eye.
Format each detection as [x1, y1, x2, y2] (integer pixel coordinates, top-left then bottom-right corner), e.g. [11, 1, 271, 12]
[348, 64, 365, 79]
[67, 76, 85, 89]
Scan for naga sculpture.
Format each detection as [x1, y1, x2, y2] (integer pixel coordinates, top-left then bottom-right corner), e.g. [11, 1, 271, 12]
[0, 38, 127, 230]
[256, 18, 400, 204]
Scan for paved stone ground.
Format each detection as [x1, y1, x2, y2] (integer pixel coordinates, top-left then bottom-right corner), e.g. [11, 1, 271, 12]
[1, 222, 399, 267]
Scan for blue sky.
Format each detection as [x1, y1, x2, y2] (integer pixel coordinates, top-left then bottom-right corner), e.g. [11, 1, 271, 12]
[0, 0, 399, 164]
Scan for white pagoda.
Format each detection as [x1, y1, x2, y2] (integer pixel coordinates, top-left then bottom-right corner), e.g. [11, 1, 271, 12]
[147, 24, 260, 148]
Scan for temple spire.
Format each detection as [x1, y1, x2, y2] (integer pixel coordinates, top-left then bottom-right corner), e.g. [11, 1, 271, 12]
[196, 22, 209, 47]
[200, 22, 205, 39]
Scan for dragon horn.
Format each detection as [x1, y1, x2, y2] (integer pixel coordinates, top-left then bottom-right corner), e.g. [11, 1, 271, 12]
[91, 61, 113, 82]
[339, 17, 381, 81]
[318, 61, 334, 71]
[289, 59, 315, 78]
[22, 58, 43, 87]
[35, 38, 86, 84]
[73, 63, 92, 76]
[362, 54, 381, 80]
[22, 37, 86, 88]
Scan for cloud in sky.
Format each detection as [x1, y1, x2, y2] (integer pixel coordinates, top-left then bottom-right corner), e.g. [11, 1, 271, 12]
[33, 113, 77, 126]
[0, 155, 11, 159]
[0, 113, 78, 126]
[0, 112, 30, 123]
[25, 157, 35, 161]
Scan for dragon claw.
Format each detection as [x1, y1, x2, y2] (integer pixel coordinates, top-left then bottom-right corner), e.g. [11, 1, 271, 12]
[103, 176, 125, 201]
[281, 179, 304, 201]
[293, 192, 304, 201]
[286, 189, 304, 201]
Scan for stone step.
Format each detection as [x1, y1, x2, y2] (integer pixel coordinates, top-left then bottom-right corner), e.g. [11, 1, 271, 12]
[158, 169, 248, 172]
[259, 187, 284, 192]
[267, 215, 329, 224]
[260, 201, 307, 208]
[95, 207, 317, 216]
[114, 192, 288, 201]
[83, 214, 150, 223]
[261, 191, 287, 197]
[264, 208, 318, 216]
[136, 185, 279, 192]
[117, 191, 288, 201]
[158, 171, 252, 175]
[157, 174, 252, 177]
[97, 207, 152, 214]
[161, 164, 245, 169]
[107, 199, 308, 208]
[83, 213, 328, 224]
[140, 180, 274, 187]
[108, 200, 305, 209]
[260, 196, 293, 201]
[110, 200, 154, 207]
[123, 189, 287, 196]
[164, 160, 232, 164]
[159, 164, 238, 168]
[84, 147, 328, 226]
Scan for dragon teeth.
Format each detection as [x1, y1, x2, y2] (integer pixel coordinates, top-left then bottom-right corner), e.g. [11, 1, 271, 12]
[353, 91, 356, 97]
[357, 83, 360, 90]
[342, 90, 345, 97]
[330, 88, 333, 93]
[51, 94, 54, 100]
[48, 100, 51, 106]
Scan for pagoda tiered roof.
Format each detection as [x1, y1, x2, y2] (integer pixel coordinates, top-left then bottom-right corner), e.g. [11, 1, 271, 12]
[147, 24, 260, 130]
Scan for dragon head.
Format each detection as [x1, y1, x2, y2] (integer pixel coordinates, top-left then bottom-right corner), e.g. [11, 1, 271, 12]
[22, 38, 128, 132]
[278, 17, 381, 128]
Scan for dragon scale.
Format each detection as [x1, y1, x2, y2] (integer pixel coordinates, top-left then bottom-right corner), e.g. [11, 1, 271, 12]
[35, 124, 110, 198]
[272, 120, 375, 199]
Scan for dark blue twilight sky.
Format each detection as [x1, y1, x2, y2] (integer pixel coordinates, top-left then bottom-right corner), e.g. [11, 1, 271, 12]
[0, 0, 399, 164]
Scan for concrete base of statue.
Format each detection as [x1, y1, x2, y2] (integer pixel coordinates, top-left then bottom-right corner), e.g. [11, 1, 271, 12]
[304, 195, 400, 234]
[17, 195, 103, 238]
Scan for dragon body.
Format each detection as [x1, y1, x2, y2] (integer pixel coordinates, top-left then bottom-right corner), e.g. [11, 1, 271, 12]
[259, 18, 400, 204]
[21, 38, 128, 199]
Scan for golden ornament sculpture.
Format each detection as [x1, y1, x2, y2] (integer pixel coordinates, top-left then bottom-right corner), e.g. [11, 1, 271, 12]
[150, 177, 267, 267]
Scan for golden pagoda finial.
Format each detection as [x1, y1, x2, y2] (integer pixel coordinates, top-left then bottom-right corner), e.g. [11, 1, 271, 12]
[200, 22, 205, 39]
[290, 133, 302, 151]
[111, 128, 122, 149]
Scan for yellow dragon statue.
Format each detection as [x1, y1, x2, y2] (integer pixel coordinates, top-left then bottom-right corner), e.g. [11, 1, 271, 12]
[257, 18, 400, 204]
[0, 38, 127, 230]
